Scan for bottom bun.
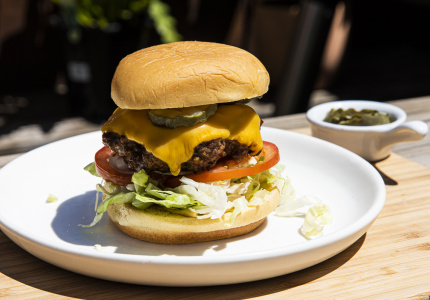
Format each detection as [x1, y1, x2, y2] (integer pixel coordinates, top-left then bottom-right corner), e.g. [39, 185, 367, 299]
[107, 188, 280, 244]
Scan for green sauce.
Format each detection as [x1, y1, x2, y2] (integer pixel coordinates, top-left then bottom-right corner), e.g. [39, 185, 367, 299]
[324, 108, 395, 126]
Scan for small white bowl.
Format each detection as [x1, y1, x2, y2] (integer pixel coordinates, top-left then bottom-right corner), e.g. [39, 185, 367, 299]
[306, 100, 428, 161]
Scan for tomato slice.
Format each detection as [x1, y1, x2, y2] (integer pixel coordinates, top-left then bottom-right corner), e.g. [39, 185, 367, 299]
[94, 141, 280, 187]
[94, 147, 132, 186]
[183, 141, 280, 183]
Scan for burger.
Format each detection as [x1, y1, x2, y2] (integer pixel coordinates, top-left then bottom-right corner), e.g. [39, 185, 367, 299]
[83, 41, 284, 244]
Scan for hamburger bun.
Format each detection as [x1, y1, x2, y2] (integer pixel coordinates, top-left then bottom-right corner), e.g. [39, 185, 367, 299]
[86, 41, 280, 245]
[107, 188, 280, 244]
[111, 41, 270, 110]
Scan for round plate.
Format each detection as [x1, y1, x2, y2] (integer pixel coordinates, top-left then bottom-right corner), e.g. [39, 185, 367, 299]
[0, 127, 385, 286]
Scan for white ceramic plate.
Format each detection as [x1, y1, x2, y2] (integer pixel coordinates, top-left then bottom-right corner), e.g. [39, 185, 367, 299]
[0, 127, 385, 286]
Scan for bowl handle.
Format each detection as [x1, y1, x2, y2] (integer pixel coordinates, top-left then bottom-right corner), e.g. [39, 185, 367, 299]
[381, 120, 428, 148]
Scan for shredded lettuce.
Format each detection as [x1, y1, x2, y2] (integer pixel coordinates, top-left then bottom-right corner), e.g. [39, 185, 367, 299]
[96, 192, 135, 214]
[134, 190, 198, 209]
[301, 204, 333, 239]
[276, 195, 322, 217]
[248, 189, 270, 206]
[275, 185, 333, 239]
[79, 192, 135, 228]
[227, 197, 248, 227]
[82, 161, 333, 239]
[176, 177, 228, 219]
[46, 194, 58, 203]
[132, 170, 149, 193]
[84, 162, 100, 177]
[82, 163, 282, 227]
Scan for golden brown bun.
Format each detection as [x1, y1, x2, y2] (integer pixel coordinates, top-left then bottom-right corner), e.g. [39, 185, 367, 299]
[107, 188, 280, 244]
[111, 41, 270, 109]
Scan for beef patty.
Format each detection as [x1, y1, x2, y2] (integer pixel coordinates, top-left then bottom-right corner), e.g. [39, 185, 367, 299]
[102, 131, 252, 175]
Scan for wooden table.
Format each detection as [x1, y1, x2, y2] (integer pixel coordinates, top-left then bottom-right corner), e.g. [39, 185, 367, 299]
[0, 97, 429, 298]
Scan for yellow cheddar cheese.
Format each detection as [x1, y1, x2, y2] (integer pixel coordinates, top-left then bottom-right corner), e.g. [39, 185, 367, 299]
[102, 103, 263, 176]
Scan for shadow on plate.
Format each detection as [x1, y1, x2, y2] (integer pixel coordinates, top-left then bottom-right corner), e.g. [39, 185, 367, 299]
[51, 190, 268, 257]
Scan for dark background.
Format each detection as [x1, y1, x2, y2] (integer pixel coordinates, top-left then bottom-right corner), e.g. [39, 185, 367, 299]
[1, 0, 430, 133]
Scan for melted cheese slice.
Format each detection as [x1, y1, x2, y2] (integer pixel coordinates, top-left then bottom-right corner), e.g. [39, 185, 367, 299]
[102, 103, 263, 176]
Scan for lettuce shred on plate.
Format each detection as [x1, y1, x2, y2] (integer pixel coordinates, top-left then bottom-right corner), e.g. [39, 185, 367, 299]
[275, 189, 333, 239]
[46, 194, 58, 203]
[83, 161, 332, 239]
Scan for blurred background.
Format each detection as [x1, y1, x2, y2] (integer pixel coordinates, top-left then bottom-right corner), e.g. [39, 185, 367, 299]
[1, 0, 430, 136]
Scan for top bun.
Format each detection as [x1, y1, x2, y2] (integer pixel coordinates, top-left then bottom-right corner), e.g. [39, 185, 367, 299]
[111, 41, 270, 109]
